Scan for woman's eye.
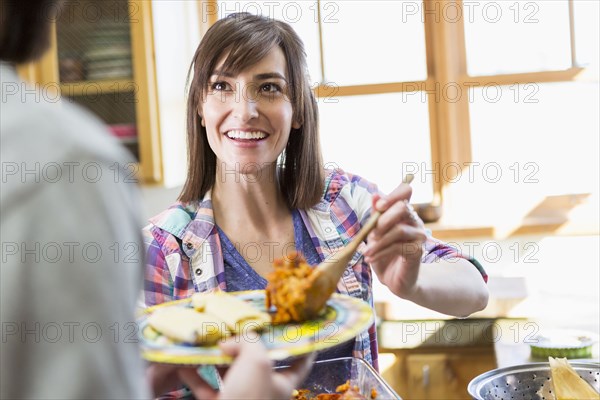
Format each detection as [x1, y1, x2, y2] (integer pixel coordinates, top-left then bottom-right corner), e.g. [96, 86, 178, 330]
[260, 83, 282, 93]
[210, 81, 230, 91]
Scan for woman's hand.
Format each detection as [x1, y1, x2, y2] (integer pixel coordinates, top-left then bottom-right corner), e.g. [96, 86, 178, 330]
[146, 363, 202, 398]
[363, 180, 427, 298]
[217, 332, 314, 399]
[147, 331, 314, 400]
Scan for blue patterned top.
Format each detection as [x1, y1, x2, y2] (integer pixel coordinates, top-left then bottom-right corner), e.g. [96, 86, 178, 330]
[216, 209, 354, 362]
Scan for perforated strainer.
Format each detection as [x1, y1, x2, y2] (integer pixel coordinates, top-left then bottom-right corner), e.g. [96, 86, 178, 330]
[468, 361, 600, 400]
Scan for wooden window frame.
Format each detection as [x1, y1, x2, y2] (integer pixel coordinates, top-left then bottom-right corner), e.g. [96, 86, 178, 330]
[199, 0, 591, 231]
[317, 0, 589, 220]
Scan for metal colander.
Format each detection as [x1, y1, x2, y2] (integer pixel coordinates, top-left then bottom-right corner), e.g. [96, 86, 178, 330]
[468, 362, 600, 400]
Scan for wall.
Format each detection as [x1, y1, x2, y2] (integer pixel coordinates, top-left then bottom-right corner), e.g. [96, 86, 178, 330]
[151, 1, 200, 187]
[374, 233, 600, 334]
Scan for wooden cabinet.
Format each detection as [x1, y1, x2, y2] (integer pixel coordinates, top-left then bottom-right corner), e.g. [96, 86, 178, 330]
[17, 0, 162, 183]
[378, 320, 498, 399]
[381, 347, 497, 400]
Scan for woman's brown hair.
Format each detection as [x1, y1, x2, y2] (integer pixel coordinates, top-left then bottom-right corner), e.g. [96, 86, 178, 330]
[179, 12, 324, 209]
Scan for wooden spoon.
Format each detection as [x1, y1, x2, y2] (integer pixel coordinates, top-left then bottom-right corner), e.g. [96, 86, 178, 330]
[299, 174, 415, 319]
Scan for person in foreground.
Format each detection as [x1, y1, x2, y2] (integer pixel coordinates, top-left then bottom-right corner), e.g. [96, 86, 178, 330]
[144, 10, 489, 380]
[0, 1, 311, 399]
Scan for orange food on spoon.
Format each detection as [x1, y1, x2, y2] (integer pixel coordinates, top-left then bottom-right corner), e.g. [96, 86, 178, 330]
[265, 251, 315, 324]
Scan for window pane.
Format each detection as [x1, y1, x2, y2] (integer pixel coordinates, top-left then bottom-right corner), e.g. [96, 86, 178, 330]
[465, 0, 571, 75]
[216, 1, 322, 82]
[318, 93, 433, 203]
[320, 1, 427, 85]
[574, 0, 599, 76]
[464, 82, 599, 225]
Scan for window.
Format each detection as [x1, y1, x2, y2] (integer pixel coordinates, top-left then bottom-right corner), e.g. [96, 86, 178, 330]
[457, 0, 599, 231]
[319, 1, 427, 84]
[204, 0, 598, 230]
[316, 1, 432, 202]
[464, 1, 572, 75]
[213, 0, 434, 203]
[319, 93, 433, 199]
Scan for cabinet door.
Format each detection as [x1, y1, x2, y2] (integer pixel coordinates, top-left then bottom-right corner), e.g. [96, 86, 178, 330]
[406, 353, 496, 399]
[17, 0, 161, 183]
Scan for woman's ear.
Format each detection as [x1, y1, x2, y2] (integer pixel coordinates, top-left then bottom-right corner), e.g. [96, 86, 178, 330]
[198, 108, 205, 127]
[292, 121, 301, 130]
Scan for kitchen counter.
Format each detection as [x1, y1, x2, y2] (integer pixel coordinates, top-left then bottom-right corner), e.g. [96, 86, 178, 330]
[377, 318, 598, 399]
[373, 233, 599, 397]
[377, 319, 497, 399]
[491, 319, 600, 368]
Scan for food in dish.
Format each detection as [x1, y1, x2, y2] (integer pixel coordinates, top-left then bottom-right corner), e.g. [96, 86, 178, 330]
[147, 307, 225, 345]
[192, 291, 271, 333]
[291, 380, 378, 400]
[265, 252, 315, 324]
[147, 291, 270, 345]
[140, 293, 374, 365]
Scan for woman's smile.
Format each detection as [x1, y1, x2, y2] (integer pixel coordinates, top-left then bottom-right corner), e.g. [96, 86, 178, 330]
[224, 129, 270, 147]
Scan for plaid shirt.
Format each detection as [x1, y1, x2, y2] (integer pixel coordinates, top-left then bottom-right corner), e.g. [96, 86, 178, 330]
[143, 170, 487, 371]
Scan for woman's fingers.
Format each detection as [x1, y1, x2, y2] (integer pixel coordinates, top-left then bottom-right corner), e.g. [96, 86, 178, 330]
[147, 363, 220, 400]
[219, 333, 271, 370]
[272, 353, 316, 396]
[364, 224, 425, 260]
[146, 363, 180, 396]
[373, 201, 418, 237]
[280, 353, 315, 382]
[178, 368, 219, 400]
[374, 180, 413, 212]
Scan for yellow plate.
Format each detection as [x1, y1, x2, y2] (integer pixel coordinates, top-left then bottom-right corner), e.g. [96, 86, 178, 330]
[138, 290, 374, 365]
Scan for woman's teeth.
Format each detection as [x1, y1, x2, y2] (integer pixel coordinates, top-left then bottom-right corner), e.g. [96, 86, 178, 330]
[226, 130, 267, 140]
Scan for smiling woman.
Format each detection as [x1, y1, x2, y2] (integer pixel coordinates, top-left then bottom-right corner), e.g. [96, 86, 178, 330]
[180, 12, 324, 208]
[142, 12, 489, 399]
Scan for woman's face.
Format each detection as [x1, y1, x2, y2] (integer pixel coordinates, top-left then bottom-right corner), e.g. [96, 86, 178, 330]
[201, 46, 299, 174]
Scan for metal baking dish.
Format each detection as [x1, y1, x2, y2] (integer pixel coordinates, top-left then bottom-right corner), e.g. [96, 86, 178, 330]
[468, 361, 600, 400]
[277, 356, 402, 399]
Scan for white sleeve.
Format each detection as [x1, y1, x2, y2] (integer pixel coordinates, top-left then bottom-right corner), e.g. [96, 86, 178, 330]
[1, 156, 151, 399]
